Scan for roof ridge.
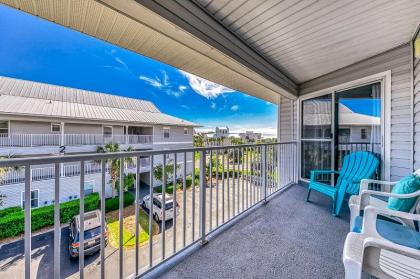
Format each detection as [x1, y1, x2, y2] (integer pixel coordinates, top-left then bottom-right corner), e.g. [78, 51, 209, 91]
[0, 75, 160, 113]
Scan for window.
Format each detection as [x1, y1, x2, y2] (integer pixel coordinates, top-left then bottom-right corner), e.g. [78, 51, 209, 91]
[21, 190, 39, 208]
[84, 181, 94, 196]
[361, 128, 367, 139]
[153, 198, 162, 208]
[184, 128, 188, 135]
[51, 123, 61, 133]
[163, 127, 170, 138]
[0, 120, 9, 135]
[103, 126, 113, 137]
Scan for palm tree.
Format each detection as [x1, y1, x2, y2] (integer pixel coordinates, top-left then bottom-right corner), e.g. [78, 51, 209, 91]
[96, 143, 134, 198]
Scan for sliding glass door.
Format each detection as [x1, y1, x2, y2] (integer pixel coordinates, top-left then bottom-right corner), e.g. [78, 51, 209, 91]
[300, 83, 382, 180]
[301, 94, 333, 181]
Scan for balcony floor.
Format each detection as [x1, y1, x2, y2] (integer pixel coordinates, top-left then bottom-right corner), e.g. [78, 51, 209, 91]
[161, 184, 373, 279]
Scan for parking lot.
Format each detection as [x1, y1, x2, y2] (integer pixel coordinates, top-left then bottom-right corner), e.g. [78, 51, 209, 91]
[0, 178, 263, 278]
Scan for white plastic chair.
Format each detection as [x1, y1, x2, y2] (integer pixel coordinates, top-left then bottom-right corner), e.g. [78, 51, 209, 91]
[349, 178, 420, 230]
[343, 206, 420, 279]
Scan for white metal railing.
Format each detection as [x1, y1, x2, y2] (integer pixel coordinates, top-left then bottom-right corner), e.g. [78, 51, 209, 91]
[0, 158, 153, 185]
[0, 134, 153, 147]
[0, 142, 297, 279]
[0, 134, 61, 147]
[128, 135, 153, 144]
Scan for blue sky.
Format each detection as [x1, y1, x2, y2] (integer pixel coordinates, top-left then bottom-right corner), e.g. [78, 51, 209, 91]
[0, 4, 278, 137]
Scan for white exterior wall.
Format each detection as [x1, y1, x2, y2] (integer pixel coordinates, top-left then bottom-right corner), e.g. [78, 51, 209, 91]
[0, 172, 112, 208]
[153, 125, 193, 149]
[299, 44, 413, 180]
[10, 120, 53, 134]
[65, 123, 102, 134]
[278, 97, 297, 142]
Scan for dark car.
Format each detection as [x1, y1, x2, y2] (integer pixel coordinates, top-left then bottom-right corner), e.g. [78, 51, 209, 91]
[68, 210, 108, 259]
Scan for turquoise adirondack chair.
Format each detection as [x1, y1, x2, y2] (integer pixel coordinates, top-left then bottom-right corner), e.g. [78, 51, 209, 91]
[307, 151, 379, 216]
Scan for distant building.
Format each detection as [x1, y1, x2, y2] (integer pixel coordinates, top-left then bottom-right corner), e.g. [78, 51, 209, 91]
[0, 76, 197, 209]
[239, 131, 262, 143]
[214, 126, 229, 139]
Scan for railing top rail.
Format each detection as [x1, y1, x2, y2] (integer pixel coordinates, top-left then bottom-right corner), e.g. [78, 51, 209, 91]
[0, 142, 297, 167]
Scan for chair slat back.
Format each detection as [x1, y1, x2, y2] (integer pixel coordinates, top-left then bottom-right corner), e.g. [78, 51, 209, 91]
[337, 151, 379, 194]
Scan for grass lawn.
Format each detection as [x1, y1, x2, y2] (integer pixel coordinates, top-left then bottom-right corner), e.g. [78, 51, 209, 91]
[107, 205, 159, 249]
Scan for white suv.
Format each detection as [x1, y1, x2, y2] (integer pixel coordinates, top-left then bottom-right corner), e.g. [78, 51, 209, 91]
[142, 193, 179, 222]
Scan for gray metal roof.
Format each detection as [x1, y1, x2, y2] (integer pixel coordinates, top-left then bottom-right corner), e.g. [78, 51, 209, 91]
[0, 76, 198, 127]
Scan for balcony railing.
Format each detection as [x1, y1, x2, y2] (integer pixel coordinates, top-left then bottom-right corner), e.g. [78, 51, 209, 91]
[0, 142, 297, 279]
[0, 134, 153, 147]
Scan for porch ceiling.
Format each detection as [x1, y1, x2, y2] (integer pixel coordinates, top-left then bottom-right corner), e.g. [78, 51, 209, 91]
[0, 0, 297, 103]
[194, 0, 420, 83]
[2, 0, 420, 100]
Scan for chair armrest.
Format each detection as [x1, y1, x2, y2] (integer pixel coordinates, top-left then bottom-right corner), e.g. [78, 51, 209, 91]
[359, 179, 398, 195]
[310, 170, 339, 182]
[360, 189, 420, 208]
[364, 236, 420, 260]
[362, 205, 420, 237]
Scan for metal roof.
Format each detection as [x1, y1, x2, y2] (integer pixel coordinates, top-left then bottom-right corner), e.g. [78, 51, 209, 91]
[0, 76, 198, 127]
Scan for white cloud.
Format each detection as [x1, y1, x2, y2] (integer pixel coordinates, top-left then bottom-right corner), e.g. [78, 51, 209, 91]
[180, 70, 235, 99]
[167, 90, 182, 98]
[230, 105, 239, 112]
[139, 71, 184, 98]
[139, 76, 163, 88]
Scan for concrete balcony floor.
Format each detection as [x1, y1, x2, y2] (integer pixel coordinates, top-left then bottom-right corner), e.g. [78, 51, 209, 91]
[161, 184, 374, 279]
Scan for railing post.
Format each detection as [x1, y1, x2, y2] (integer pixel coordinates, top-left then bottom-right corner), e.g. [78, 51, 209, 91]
[262, 145, 267, 204]
[199, 150, 207, 245]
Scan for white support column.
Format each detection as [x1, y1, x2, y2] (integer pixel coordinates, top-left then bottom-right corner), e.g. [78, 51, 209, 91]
[277, 96, 282, 186]
[125, 125, 128, 144]
[60, 122, 65, 146]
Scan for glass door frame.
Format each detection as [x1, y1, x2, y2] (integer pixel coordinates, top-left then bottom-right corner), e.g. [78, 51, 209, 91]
[297, 71, 391, 182]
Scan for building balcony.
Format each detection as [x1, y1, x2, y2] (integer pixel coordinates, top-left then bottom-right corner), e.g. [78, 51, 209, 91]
[0, 157, 151, 186]
[0, 134, 153, 147]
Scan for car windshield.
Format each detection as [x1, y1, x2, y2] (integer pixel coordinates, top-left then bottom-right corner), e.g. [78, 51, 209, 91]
[153, 197, 174, 210]
[165, 200, 174, 210]
[76, 226, 102, 241]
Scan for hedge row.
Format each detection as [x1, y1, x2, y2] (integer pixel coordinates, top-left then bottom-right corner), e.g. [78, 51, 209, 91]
[0, 191, 135, 239]
[104, 192, 135, 213]
[0, 193, 100, 239]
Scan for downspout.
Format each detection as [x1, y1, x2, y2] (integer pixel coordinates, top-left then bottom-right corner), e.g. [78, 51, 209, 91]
[411, 24, 420, 171]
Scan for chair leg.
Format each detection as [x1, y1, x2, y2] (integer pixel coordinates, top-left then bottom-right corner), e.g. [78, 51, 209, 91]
[334, 187, 347, 217]
[306, 189, 311, 202]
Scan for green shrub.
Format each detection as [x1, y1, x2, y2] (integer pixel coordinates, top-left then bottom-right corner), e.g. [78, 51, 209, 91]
[0, 206, 22, 217]
[60, 193, 99, 223]
[0, 193, 99, 239]
[104, 192, 134, 213]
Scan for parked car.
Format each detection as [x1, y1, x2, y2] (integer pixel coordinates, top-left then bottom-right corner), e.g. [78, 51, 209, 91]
[142, 193, 179, 222]
[68, 210, 108, 259]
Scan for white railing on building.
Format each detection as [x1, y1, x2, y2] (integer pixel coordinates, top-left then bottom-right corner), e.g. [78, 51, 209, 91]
[0, 142, 297, 279]
[0, 134, 153, 147]
[0, 158, 153, 186]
